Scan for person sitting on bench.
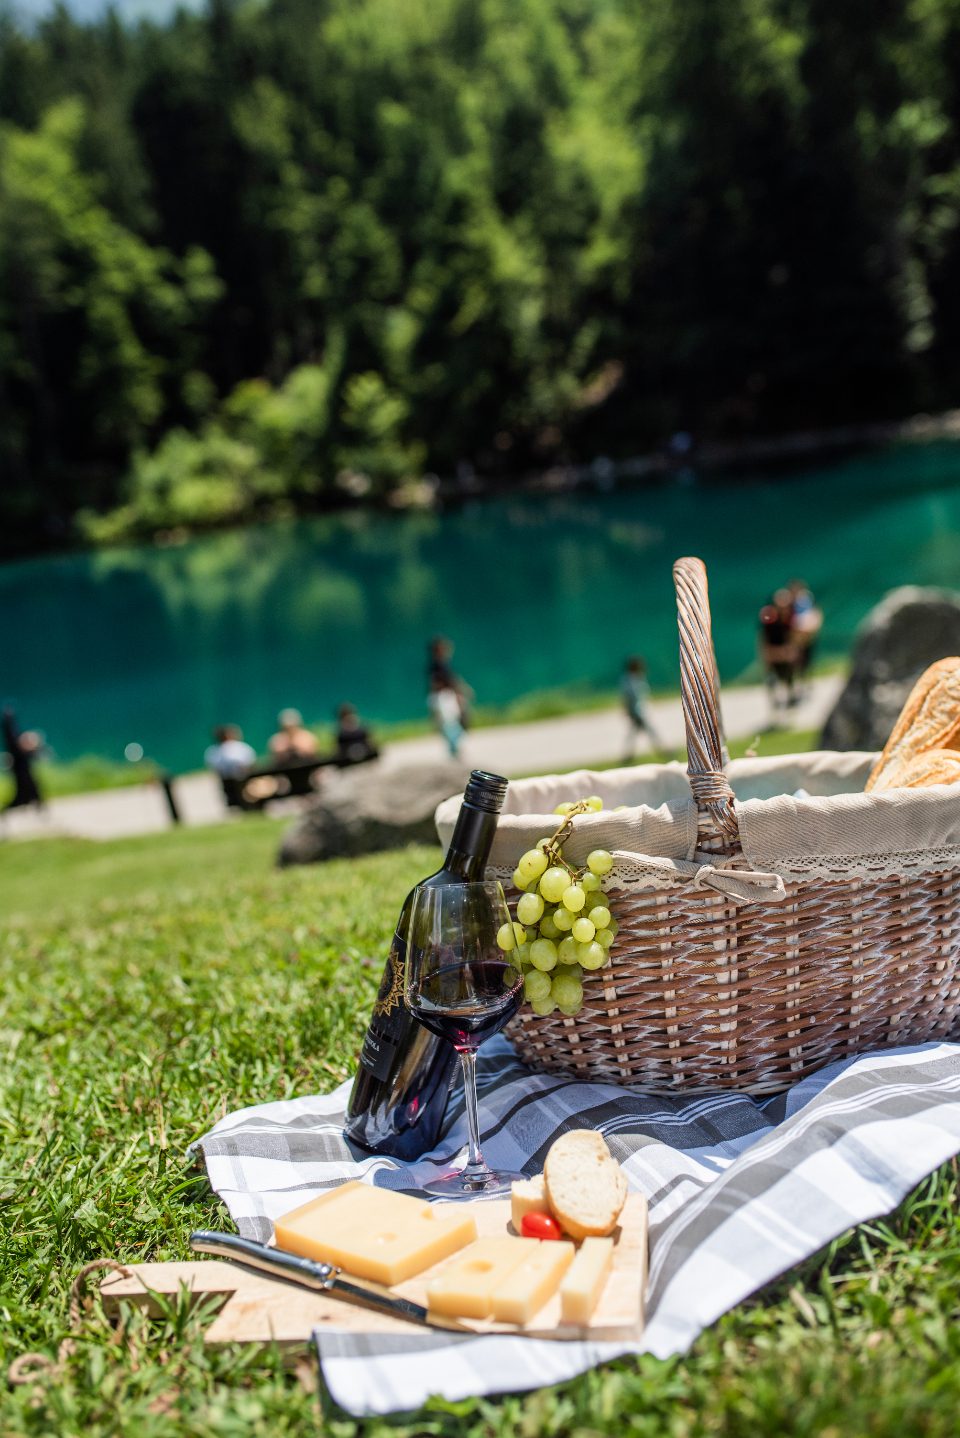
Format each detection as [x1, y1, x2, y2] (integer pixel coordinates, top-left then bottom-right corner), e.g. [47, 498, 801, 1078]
[334, 703, 379, 765]
[204, 724, 255, 779]
[268, 709, 319, 761]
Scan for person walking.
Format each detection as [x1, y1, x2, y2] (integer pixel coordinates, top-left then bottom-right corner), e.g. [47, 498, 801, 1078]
[2, 706, 44, 812]
[621, 657, 661, 760]
[429, 676, 465, 758]
[426, 636, 474, 729]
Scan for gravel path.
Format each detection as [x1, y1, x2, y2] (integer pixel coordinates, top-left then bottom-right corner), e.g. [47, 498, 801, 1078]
[1, 675, 842, 843]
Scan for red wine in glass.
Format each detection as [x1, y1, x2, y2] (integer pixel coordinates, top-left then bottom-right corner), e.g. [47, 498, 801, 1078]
[408, 959, 523, 1051]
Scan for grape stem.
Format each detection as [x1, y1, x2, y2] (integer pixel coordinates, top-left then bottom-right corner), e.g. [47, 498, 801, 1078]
[541, 800, 592, 876]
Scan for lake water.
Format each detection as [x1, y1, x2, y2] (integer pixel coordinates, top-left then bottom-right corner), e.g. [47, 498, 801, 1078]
[4, 441, 960, 774]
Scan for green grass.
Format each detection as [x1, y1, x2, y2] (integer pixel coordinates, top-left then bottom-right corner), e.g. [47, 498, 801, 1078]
[2, 821, 959, 1435]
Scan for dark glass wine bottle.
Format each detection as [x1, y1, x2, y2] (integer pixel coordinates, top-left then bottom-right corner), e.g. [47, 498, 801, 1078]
[344, 769, 508, 1158]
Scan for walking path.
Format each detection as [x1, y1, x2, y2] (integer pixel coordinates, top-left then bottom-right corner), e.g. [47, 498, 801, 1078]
[1, 675, 843, 843]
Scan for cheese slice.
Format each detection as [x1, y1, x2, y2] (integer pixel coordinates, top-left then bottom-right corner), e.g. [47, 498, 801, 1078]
[273, 1180, 477, 1285]
[489, 1240, 575, 1324]
[559, 1236, 614, 1324]
[427, 1237, 537, 1318]
[510, 1174, 548, 1231]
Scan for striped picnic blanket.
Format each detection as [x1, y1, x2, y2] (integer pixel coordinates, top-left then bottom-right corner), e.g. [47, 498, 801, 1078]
[196, 1036, 960, 1416]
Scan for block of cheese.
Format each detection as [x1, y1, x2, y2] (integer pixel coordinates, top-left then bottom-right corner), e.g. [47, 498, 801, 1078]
[559, 1237, 614, 1324]
[274, 1180, 477, 1286]
[489, 1240, 575, 1324]
[510, 1174, 548, 1231]
[427, 1237, 537, 1319]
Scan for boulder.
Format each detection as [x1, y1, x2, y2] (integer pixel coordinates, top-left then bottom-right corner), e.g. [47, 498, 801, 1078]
[821, 586, 960, 751]
[277, 759, 470, 866]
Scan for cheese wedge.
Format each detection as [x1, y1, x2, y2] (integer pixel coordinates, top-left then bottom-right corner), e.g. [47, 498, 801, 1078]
[489, 1240, 575, 1324]
[510, 1174, 549, 1231]
[274, 1181, 477, 1285]
[559, 1236, 614, 1324]
[427, 1237, 536, 1319]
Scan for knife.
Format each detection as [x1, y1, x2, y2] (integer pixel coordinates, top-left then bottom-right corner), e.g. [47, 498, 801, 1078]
[189, 1229, 469, 1333]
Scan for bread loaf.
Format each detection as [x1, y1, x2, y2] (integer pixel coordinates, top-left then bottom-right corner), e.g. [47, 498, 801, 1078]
[866, 658, 960, 792]
[872, 747, 960, 791]
[543, 1130, 627, 1241]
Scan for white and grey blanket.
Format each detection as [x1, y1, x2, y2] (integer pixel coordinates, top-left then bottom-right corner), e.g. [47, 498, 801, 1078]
[196, 1037, 960, 1416]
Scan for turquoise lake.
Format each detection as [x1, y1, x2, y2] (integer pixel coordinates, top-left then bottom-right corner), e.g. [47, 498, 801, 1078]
[4, 441, 960, 774]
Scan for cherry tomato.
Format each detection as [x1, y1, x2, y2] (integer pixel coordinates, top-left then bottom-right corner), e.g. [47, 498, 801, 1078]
[521, 1211, 563, 1240]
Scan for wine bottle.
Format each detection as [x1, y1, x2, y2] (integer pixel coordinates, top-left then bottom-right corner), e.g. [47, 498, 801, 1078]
[344, 769, 508, 1158]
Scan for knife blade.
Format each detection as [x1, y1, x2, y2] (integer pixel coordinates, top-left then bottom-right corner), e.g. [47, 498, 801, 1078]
[189, 1229, 469, 1333]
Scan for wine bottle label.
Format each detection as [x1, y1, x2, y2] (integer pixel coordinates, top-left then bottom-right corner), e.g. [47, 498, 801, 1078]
[358, 1023, 401, 1083]
[373, 932, 406, 1018]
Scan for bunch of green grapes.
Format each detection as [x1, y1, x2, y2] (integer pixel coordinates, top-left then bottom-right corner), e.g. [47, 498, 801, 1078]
[496, 795, 618, 1018]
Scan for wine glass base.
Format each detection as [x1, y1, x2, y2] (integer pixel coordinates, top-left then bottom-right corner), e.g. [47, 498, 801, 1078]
[421, 1168, 527, 1200]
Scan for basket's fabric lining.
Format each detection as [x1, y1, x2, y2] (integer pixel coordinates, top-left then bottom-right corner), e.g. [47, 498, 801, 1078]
[437, 755, 960, 883]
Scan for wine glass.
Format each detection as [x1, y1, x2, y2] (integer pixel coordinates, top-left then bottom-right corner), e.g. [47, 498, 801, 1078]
[405, 880, 525, 1198]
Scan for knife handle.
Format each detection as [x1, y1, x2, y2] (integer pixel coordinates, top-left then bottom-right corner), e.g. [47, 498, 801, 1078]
[189, 1229, 338, 1288]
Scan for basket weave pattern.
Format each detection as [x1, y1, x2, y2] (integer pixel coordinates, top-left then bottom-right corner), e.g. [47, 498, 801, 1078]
[507, 558, 960, 1093]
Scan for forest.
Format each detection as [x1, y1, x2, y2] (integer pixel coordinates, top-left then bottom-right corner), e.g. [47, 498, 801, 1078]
[4, 0, 960, 555]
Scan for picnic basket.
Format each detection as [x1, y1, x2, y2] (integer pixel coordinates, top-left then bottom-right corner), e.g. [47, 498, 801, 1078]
[437, 557, 960, 1092]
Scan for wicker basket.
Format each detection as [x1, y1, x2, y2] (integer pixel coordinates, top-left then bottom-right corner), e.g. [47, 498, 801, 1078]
[490, 558, 960, 1093]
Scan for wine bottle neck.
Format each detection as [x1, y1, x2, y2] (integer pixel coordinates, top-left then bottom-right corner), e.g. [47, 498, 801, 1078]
[443, 804, 499, 880]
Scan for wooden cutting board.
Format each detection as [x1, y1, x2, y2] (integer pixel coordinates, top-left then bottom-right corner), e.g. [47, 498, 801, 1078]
[101, 1193, 647, 1350]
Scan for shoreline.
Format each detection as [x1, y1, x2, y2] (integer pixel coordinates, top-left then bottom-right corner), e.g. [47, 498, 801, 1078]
[5, 410, 960, 565]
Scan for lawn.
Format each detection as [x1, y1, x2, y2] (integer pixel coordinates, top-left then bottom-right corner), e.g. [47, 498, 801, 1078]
[2, 821, 959, 1435]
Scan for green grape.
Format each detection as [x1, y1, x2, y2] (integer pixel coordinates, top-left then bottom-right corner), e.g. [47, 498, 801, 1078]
[581, 871, 603, 894]
[596, 927, 614, 951]
[538, 909, 560, 940]
[551, 971, 583, 1009]
[558, 1001, 583, 1017]
[607, 916, 619, 938]
[587, 849, 614, 876]
[524, 927, 539, 945]
[511, 868, 529, 892]
[497, 922, 517, 951]
[531, 994, 558, 1016]
[572, 916, 596, 943]
[512, 921, 528, 946]
[529, 938, 559, 971]
[523, 969, 552, 1002]
[578, 940, 606, 970]
[553, 802, 574, 817]
[517, 848, 549, 883]
[557, 935, 579, 965]
[588, 905, 611, 930]
[539, 867, 569, 903]
[561, 883, 586, 913]
[502, 966, 521, 988]
[553, 906, 574, 931]
[536, 837, 552, 850]
[517, 891, 545, 925]
[586, 795, 604, 812]
[566, 961, 584, 980]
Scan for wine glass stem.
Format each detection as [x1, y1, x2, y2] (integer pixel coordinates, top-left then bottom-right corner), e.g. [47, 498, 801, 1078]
[459, 1048, 489, 1176]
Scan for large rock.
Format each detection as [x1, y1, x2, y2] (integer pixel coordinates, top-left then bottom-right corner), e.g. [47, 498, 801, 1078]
[821, 586, 960, 751]
[277, 759, 470, 866]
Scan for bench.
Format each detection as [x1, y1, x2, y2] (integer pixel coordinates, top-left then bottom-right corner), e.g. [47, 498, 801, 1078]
[220, 746, 379, 812]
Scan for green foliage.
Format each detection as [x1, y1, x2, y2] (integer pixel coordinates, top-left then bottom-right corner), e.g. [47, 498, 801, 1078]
[2, 825, 960, 1434]
[8, 0, 960, 550]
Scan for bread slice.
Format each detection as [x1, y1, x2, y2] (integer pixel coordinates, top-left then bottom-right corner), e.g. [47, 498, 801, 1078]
[543, 1130, 627, 1241]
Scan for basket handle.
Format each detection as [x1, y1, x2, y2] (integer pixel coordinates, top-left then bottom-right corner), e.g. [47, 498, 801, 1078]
[673, 557, 740, 843]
